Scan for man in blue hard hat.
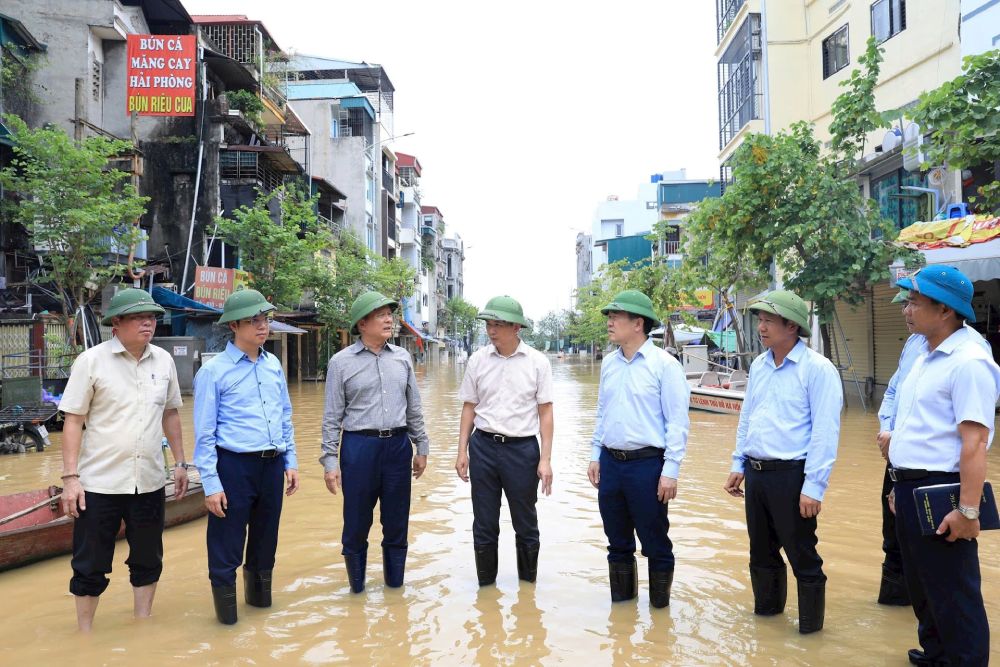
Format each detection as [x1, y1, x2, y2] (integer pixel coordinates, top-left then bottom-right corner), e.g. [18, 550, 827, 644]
[194, 288, 300, 625]
[886, 266, 1000, 666]
[321, 291, 430, 594]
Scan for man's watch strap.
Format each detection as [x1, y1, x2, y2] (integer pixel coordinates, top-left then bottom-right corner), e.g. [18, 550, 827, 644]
[958, 503, 980, 520]
[174, 462, 190, 470]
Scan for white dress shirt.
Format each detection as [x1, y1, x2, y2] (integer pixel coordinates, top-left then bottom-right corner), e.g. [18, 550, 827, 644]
[890, 327, 1000, 471]
[458, 341, 553, 437]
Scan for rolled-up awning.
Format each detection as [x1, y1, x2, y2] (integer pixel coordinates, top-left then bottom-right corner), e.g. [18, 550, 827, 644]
[399, 319, 424, 351]
[919, 238, 1000, 283]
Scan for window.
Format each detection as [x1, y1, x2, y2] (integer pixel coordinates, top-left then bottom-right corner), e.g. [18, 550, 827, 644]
[822, 25, 850, 79]
[871, 167, 924, 230]
[615, 222, 624, 237]
[871, 0, 905, 43]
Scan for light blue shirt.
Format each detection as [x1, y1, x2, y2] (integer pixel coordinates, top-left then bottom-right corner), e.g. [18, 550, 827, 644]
[590, 338, 690, 478]
[889, 327, 1000, 471]
[194, 342, 298, 496]
[731, 340, 843, 501]
[878, 328, 990, 432]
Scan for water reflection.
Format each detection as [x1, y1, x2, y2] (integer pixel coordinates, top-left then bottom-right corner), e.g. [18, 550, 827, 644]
[0, 356, 997, 664]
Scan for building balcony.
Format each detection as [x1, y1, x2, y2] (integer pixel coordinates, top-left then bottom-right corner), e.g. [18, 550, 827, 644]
[717, 0, 748, 44]
[399, 227, 417, 245]
[718, 13, 762, 151]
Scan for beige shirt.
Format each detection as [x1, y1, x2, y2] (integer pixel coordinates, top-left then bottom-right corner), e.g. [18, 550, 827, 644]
[458, 341, 554, 437]
[60, 337, 183, 494]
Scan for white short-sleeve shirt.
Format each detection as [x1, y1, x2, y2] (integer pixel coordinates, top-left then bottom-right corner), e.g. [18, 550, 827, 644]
[458, 341, 553, 437]
[890, 327, 1000, 472]
[60, 337, 183, 494]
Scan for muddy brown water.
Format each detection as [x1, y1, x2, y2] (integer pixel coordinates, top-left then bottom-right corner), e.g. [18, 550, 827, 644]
[0, 357, 997, 665]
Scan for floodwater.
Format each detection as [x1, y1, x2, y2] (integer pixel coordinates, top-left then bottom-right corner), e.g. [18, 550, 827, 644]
[0, 357, 997, 666]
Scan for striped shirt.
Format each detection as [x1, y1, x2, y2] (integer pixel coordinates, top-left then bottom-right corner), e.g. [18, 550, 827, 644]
[320, 340, 430, 472]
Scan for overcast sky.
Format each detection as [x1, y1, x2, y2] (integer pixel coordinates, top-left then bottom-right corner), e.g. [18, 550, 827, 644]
[183, 0, 720, 320]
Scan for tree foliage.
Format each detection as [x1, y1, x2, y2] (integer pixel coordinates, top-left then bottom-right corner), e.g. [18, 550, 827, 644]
[910, 48, 1000, 213]
[678, 38, 912, 352]
[0, 114, 149, 338]
[444, 296, 480, 342]
[214, 183, 329, 308]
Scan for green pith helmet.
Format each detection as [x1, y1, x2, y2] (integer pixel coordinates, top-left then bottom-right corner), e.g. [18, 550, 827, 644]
[601, 289, 660, 325]
[748, 290, 812, 337]
[102, 288, 165, 325]
[218, 288, 276, 324]
[477, 295, 530, 329]
[349, 291, 398, 334]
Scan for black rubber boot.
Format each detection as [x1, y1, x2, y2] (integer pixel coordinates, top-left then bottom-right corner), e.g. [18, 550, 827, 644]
[383, 547, 407, 588]
[609, 558, 638, 602]
[345, 552, 367, 594]
[212, 585, 238, 625]
[515, 543, 539, 583]
[749, 565, 787, 616]
[649, 568, 674, 609]
[907, 648, 950, 666]
[797, 580, 825, 634]
[475, 546, 499, 586]
[877, 564, 910, 606]
[243, 568, 272, 608]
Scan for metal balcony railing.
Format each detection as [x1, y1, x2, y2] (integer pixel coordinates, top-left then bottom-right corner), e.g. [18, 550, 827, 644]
[717, 0, 748, 43]
[718, 50, 761, 150]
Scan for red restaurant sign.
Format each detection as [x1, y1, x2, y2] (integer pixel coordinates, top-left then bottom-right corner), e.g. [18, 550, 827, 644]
[193, 267, 251, 309]
[126, 34, 196, 116]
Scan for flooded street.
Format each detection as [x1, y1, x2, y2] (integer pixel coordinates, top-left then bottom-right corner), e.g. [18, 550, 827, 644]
[1, 357, 998, 665]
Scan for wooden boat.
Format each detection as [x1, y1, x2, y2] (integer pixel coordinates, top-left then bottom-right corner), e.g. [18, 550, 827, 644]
[687, 370, 746, 415]
[0, 477, 206, 572]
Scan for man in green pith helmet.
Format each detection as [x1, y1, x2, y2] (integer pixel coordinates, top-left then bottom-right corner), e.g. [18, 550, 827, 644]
[321, 291, 430, 593]
[60, 287, 187, 632]
[724, 289, 842, 635]
[588, 289, 689, 608]
[455, 295, 554, 586]
[194, 288, 299, 625]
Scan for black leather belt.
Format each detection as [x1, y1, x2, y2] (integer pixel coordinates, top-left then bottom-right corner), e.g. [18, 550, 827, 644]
[888, 467, 952, 482]
[747, 457, 804, 472]
[476, 430, 535, 444]
[605, 446, 662, 461]
[219, 447, 280, 458]
[353, 427, 408, 439]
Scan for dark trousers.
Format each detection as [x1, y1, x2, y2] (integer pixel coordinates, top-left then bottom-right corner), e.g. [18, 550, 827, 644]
[207, 448, 284, 587]
[894, 472, 990, 665]
[881, 463, 904, 575]
[597, 448, 673, 570]
[69, 488, 165, 596]
[340, 431, 412, 556]
[469, 430, 540, 549]
[744, 462, 825, 583]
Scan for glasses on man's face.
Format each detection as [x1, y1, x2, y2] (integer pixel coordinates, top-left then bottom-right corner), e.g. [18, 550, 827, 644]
[241, 314, 273, 328]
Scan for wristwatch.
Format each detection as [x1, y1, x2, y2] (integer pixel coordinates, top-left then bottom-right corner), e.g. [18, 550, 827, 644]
[958, 503, 980, 520]
[174, 462, 190, 471]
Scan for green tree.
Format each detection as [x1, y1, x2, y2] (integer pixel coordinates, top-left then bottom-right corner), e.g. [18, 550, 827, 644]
[445, 296, 480, 343]
[568, 261, 630, 349]
[311, 231, 370, 333]
[679, 37, 912, 354]
[372, 257, 418, 304]
[214, 183, 330, 308]
[910, 48, 1000, 213]
[0, 115, 148, 341]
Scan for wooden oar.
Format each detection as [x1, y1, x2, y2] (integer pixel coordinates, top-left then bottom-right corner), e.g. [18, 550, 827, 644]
[0, 493, 62, 527]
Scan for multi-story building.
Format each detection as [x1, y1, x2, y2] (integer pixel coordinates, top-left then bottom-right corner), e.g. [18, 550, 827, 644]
[441, 234, 464, 301]
[396, 152, 429, 329]
[420, 205, 445, 336]
[960, 0, 1000, 57]
[285, 55, 397, 257]
[713, 0, 983, 403]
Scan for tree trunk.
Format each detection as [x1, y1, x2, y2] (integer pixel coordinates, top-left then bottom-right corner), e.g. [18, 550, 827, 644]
[820, 321, 834, 362]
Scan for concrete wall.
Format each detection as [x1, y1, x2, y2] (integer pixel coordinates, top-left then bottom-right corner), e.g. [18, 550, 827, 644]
[961, 0, 1000, 56]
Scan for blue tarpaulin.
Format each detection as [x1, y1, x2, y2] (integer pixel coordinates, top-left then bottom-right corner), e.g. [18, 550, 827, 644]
[151, 286, 221, 336]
